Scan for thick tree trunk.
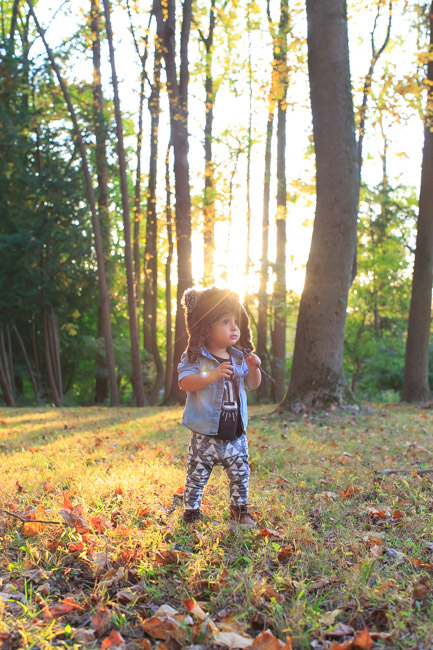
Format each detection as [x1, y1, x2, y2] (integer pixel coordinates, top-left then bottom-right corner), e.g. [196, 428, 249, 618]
[143, 44, 164, 405]
[401, 2, 433, 403]
[257, 105, 273, 402]
[27, 1, 119, 406]
[91, 0, 111, 404]
[277, 0, 359, 413]
[163, 143, 174, 403]
[102, 0, 145, 406]
[154, 0, 193, 405]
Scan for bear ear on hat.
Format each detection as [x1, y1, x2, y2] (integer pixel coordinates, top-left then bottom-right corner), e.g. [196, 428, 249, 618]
[181, 288, 201, 314]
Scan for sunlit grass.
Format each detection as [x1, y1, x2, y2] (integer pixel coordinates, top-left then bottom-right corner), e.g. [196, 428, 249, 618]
[1, 404, 433, 648]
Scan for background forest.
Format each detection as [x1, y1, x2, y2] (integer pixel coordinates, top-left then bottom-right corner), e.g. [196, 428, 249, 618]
[1, 0, 432, 409]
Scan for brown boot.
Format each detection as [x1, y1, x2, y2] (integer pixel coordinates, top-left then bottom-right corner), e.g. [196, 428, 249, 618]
[182, 508, 203, 526]
[229, 503, 255, 527]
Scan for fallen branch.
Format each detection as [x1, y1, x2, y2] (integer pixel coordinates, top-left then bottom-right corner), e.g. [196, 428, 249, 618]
[0, 509, 64, 525]
[376, 469, 433, 476]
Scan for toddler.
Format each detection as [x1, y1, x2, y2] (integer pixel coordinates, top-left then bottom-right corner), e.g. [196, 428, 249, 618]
[177, 286, 261, 526]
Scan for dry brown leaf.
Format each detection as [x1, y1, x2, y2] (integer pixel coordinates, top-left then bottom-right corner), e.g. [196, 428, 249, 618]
[47, 597, 81, 618]
[244, 629, 293, 649]
[100, 630, 126, 649]
[91, 605, 112, 636]
[214, 631, 253, 649]
[153, 549, 190, 565]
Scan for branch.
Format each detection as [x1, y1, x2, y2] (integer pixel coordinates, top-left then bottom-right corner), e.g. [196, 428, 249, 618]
[376, 468, 433, 476]
[1, 509, 64, 525]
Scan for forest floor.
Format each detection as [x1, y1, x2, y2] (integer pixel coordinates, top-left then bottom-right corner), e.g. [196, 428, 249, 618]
[1, 403, 433, 650]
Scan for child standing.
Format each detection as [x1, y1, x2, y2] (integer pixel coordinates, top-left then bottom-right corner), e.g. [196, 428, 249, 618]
[177, 286, 261, 527]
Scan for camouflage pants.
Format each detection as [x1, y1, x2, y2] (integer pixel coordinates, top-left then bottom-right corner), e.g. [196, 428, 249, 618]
[183, 431, 250, 510]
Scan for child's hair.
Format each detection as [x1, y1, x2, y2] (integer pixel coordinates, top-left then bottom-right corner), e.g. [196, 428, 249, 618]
[180, 286, 254, 363]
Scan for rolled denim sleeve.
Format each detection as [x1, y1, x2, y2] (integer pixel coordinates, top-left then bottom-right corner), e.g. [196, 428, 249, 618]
[177, 353, 200, 389]
[242, 357, 253, 391]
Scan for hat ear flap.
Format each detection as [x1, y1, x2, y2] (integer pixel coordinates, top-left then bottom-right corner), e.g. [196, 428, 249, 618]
[181, 288, 201, 314]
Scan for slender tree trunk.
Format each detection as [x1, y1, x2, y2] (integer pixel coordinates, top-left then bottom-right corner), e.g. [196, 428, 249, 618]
[13, 325, 39, 401]
[277, 0, 359, 413]
[269, 0, 289, 403]
[133, 69, 145, 322]
[163, 143, 174, 404]
[351, 0, 393, 283]
[154, 0, 193, 405]
[42, 311, 63, 407]
[102, 0, 145, 406]
[245, 5, 253, 277]
[91, 0, 111, 404]
[401, 2, 433, 403]
[257, 105, 273, 402]
[32, 316, 43, 398]
[143, 44, 164, 405]
[0, 327, 15, 406]
[202, 0, 216, 286]
[26, 0, 119, 406]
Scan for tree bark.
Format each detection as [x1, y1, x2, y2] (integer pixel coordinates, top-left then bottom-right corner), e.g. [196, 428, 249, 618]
[401, 2, 433, 403]
[257, 105, 273, 402]
[91, 0, 111, 404]
[277, 0, 359, 413]
[13, 324, 39, 401]
[42, 311, 63, 407]
[200, 0, 216, 286]
[0, 327, 15, 406]
[26, 0, 119, 406]
[270, 0, 289, 403]
[102, 0, 145, 406]
[143, 43, 164, 405]
[163, 143, 174, 403]
[154, 0, 193, 405]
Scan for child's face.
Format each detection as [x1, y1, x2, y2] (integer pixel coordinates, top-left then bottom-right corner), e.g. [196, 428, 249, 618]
[206, 312, 240, 349]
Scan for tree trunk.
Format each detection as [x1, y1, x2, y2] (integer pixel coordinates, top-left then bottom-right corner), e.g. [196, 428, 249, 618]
[13, 324, 39, 401]
[401, 2, 433, 403]
[102, 0, 145, 406]
[202, 0, 216, 286]
[0, 326, 15, 406]
[154, 0, 193, 405]
[257, 105, 273, 402]
[163, 143, 174, 403]
[42, 311, 63, 407]
[26, 1, 119, 406]
[277, 0, 359, 413]
[143, 43, 164, 405]
[91, 0, 111, 404]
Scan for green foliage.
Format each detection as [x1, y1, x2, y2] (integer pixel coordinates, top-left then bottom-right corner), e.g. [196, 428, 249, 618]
[344, 181, 417, 400]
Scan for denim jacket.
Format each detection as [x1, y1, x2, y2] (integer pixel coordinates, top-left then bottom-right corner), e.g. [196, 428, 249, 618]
[177, 345, 253, 435]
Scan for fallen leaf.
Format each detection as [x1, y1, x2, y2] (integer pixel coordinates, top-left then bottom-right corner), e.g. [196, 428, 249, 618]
[91, 605, 112, 636]
[214, 631, 253, 649]
[244, 629, 293, 649]
[101, 630, 126, 649]
[48, 597, 81, 618]
[153, 549, 190, 564]
[319, 609, 343, 627]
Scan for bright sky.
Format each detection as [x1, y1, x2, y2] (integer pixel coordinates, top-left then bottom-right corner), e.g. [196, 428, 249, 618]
[35, 0, 425, 300]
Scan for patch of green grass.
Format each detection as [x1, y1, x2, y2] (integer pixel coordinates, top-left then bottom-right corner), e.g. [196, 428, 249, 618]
[1, 404, 433, 648]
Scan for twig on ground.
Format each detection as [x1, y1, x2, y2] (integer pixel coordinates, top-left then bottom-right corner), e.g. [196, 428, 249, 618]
[376, 468, 433, 476]
[0, 509, 63, 525]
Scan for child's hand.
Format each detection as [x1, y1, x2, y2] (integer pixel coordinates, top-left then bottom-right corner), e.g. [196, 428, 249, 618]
[244, 352, 261, 368]
[210, 361, 233, 382]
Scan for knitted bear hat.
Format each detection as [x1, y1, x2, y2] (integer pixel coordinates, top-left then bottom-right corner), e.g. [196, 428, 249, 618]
[180, 285, 254, 363]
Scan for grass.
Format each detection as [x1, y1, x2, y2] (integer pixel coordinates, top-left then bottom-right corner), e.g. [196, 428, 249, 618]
[1, 403, 433, 649]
